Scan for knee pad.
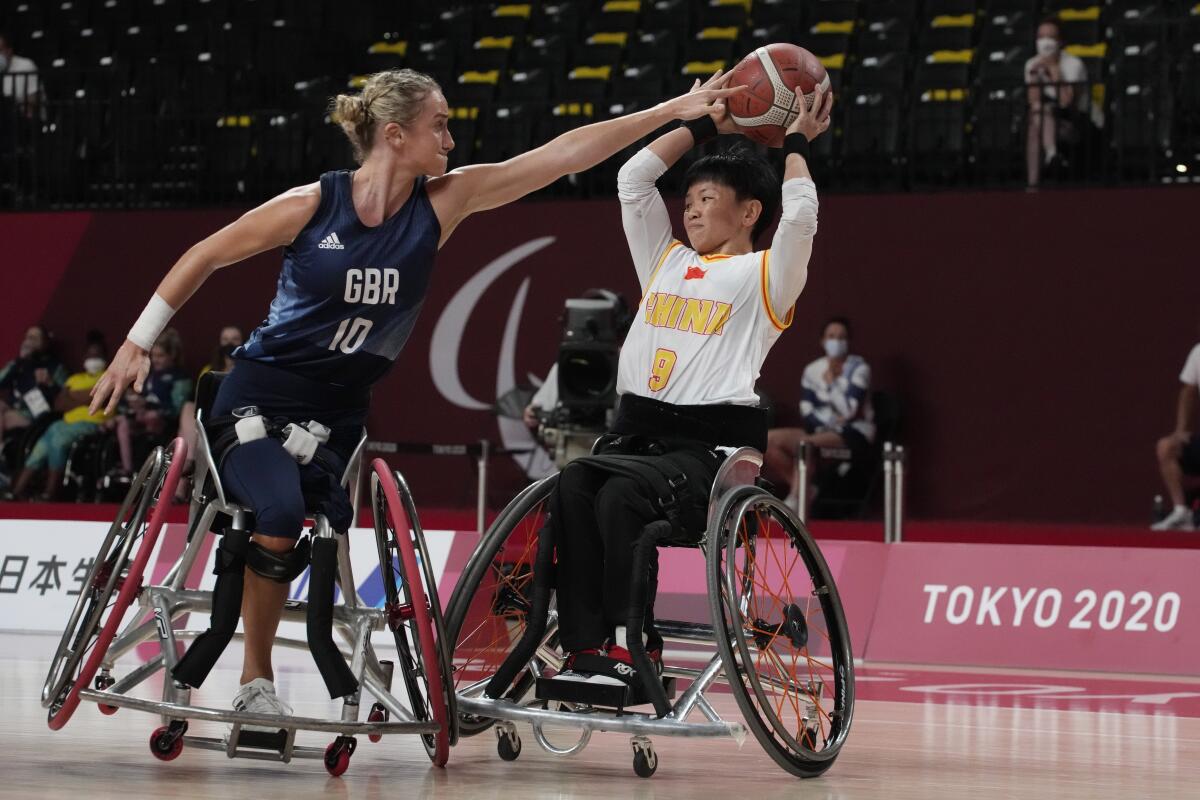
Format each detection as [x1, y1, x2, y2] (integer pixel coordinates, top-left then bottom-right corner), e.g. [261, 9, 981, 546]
[245, 536, 311, 583]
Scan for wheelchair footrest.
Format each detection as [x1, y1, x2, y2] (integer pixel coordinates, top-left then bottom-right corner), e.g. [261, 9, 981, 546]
[535, 675, 676, 711]
[229, 725, 290, 755]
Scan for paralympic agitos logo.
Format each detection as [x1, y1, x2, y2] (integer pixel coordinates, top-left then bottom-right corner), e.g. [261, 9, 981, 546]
[428, 237, 558, 478]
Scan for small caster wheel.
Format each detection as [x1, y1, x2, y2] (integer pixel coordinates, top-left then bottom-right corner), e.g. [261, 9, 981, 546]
[496, 726, 521, 761]
[324, 736, 357, 777]
[367, 703, 388, 744]
[149, 726, 184, 761]
[631, 736, 657, 778]
[95, 673, 119, 715]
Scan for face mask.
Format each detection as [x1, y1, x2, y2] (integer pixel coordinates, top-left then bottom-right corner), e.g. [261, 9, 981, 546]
[1036, 38, 1059, 57]
[823, 339, 848, 359]
[83, 357, 106, 375]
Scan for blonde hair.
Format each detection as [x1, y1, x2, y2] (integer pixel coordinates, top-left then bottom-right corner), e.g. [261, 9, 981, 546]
[331, 69, 441, 164]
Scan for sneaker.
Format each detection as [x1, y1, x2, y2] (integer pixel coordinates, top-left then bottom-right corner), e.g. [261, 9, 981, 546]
[605, 643, 664, 678]
[556, 649, 616, 683]
[1151, 506, 1196, 531]
[231, 677, 293, 732]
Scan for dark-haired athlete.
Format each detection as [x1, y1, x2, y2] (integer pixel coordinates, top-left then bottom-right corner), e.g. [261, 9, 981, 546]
[552, 82, 833, 685]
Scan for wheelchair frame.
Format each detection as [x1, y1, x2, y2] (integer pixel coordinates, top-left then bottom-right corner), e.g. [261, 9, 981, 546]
[41, 409, 456, 775]
[445, 447, 855, 779]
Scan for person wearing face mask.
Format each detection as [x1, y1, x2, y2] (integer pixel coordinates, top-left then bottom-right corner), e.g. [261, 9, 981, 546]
[0, 325, 67, 442]
[764, 316, 875, 511]
[1024, 18, 1090, 188]
[6, 336, 114, 501]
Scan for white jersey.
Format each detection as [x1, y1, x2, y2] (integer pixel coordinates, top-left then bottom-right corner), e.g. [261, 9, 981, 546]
[614, 148, 819, 406]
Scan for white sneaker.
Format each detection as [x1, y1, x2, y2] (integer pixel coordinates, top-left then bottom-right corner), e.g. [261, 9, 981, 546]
[1151, 506, 1195, 531]
[231, 677, 293, 732]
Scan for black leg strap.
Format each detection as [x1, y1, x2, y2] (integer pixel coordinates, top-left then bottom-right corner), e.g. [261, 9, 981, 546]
[307, 536, 359, 698]
[171, 530, 250, 688]
[627, 520, 674, 717]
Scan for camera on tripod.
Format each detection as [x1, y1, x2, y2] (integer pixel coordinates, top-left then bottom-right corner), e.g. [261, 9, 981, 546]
[536, 289, 630, 468]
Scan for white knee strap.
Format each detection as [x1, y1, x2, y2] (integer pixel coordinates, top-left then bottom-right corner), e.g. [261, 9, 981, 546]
[234, 414, 268, 444]
[281, 423, 319, 465]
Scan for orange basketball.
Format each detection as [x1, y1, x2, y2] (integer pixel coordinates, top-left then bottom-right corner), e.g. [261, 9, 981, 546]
[727, 43, 830, 147]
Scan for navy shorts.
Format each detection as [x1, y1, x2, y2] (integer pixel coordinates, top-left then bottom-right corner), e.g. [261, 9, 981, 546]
[211, 360, 368, 538]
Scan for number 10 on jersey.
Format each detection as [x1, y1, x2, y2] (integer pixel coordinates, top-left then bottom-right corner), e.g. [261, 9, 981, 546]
[648, 348, 677, 393]
[328, 317, 374, 354]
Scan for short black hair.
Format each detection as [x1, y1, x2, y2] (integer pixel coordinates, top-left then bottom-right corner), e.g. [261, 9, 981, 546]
[683, 143, 780, 243]
[822, 316, 852, 339]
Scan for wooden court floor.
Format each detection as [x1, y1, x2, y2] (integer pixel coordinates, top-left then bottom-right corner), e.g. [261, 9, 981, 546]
[4, 632, 1197, 799]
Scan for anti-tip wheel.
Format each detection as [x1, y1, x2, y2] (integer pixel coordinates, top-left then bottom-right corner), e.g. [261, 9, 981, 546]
[633, 747, 658, 778]
[149, 726, 183, 761]
[497, 730, 521, 761]
[324, 736, 357, 777]
[367, 703, 388, 744]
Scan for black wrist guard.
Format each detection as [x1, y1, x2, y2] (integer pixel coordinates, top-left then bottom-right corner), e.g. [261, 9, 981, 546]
[784, 132, 811, 161]
[680, 115, 718, 145]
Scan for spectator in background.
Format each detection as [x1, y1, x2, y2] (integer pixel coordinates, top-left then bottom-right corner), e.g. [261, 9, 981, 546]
[765, 317, 875, 509]
[175, 325, 243, 500]
[0, 325, 66, 440]
[1153, 341, 1200, 531]
[1025, 18, 1089, 188]
[7, 336, 112, 501]
[0, 31, 40, 115]
[113, 328, 192, 475]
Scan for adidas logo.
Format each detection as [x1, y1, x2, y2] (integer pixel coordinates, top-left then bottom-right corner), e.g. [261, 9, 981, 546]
[318, 232, 345, 250]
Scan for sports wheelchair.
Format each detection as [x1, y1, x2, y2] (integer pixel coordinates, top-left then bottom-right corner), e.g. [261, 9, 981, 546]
[445, 448, 854, 779]
[40, 375, 456, 776]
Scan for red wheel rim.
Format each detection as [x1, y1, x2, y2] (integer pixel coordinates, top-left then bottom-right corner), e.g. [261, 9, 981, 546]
[371, 458, 451, 766]
[48, 438, 188, 730]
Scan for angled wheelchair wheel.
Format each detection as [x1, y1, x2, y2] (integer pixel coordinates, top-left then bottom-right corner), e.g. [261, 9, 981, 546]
[370, 459, 453, 765]
[706, 485, 855, 778]
[443, 476, 557, 737]
[43, 438, 188, 730]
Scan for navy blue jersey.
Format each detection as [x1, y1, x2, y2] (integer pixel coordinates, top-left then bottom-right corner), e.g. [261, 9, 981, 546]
[235, 170, 441, 389]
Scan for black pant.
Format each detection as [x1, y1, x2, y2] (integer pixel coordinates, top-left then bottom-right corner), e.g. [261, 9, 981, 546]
[552, 449, 719, 653]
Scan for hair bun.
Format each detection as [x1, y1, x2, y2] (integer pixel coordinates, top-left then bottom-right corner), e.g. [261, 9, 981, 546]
[333, 93, 368, 126]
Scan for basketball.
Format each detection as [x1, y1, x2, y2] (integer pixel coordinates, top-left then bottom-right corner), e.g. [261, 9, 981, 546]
[727, 43, 831, 146]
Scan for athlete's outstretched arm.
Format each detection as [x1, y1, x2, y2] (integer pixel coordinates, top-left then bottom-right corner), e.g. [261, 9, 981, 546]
[89, 183, 322, 415]
[428, 72, 744, 243]
[765, 86, 833, 318]
[618, 73, 745, 287]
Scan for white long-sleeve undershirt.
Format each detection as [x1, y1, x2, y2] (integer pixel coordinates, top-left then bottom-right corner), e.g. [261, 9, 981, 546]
[616, 147, 819, 314]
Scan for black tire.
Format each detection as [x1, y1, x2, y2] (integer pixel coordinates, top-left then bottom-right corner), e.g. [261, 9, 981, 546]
[706, 485, 855, 778]
[443, 476, 558, 737]
[42, 448, 164, 711]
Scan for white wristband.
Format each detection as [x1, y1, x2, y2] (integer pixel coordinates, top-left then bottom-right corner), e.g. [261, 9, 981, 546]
[127, 293, 176, 351]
